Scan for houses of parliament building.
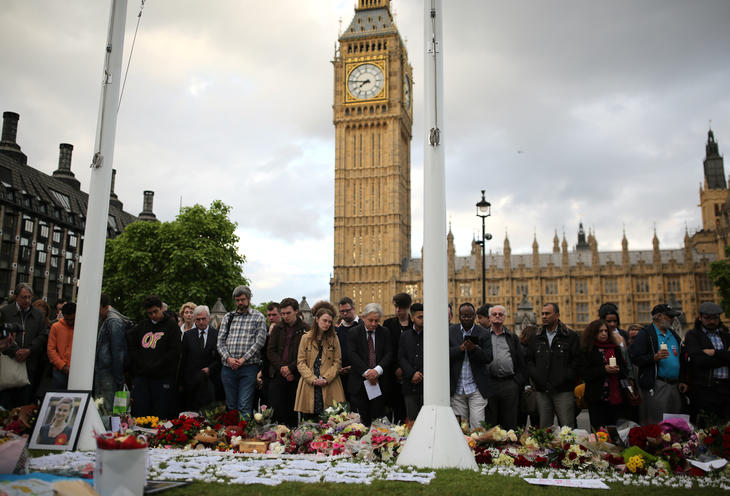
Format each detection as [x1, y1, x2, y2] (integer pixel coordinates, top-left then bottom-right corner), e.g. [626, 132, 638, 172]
[329, 0, 726, 330]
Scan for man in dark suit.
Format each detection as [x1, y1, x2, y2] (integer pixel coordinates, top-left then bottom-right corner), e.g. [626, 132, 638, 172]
[449, 302, 493, 429]
[382, 292, 412, 423]
[0, 283, 47, 409]
[180, 305, 222, 411]
[348, 302, 394, 426]
[336, 297, 360, 405]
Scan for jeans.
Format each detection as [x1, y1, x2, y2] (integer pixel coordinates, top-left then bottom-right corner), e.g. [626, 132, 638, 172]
[536, 390, 575, 428]
[450, 391, 488, 429]
[221, 364, 259, 418]
[51, 369, 68, 391]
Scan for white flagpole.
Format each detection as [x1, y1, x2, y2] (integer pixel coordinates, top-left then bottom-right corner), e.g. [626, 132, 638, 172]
[397, 0, 476, 469]
[69, 0, 128, 448]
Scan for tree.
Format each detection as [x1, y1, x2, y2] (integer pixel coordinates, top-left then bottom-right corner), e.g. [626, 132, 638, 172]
[103, 200, 247, 318]
[709, 246, 730, 315]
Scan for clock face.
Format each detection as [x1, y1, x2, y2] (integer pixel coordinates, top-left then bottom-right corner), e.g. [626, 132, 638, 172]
[403, 74, 411, 110]
[347, 63, 385, 100]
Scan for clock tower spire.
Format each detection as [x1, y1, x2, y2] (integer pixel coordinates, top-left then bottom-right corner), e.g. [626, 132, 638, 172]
[330, 0, 413, 312]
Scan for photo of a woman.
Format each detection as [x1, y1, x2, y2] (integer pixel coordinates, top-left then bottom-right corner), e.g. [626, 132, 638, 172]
[37, 396, 75, 445]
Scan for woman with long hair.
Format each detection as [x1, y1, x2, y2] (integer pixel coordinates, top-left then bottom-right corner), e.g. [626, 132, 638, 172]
[294, 301, 344, 418]
[579, 319, 628, 429]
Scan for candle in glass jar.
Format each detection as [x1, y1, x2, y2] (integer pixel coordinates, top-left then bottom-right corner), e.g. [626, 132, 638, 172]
[660, 343, 668, 351]
[609, 357, 617, 367]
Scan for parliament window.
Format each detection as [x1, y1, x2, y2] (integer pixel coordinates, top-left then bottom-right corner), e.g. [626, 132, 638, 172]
[698, 275, 713, 292]
[576, 303, 589, 323]
[515, 282, 529, 296]
[459, 284, 472, 297]
[637, 302, 651, 323]
[575, 279, 588, 294]
[545, 281, 557, 294]
[666, 278, 681, 293]
[635, 279, 649, 293]
[488, 283, 500, 296]
[604, 279, 618, 294]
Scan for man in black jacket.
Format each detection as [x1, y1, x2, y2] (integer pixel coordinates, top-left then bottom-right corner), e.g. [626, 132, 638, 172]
[127, 295, 181, 418]
[484, 304, 525, 430]
[383, 292, 412, 423]
[449, 302, 493, 429]
[398, 303, 424, 421]
[348, 303, 393, 426]
[684, 301, 730, 426]
[525, 303, 579, 428]
[180, 305, 222, 411]
[266, 297, 307, 426]
[0, 283, 47, 408]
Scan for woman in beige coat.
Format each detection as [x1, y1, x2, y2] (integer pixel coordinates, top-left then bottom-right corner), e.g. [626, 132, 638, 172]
[294, 302, 345, 417]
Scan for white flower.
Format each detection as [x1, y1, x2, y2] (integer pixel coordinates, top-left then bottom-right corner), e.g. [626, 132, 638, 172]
[254, 413, 264, 422]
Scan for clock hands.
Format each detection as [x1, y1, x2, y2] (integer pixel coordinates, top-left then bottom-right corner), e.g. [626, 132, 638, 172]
[351, 78, 371, 88]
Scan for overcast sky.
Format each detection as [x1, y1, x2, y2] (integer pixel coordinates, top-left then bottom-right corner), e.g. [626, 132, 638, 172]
[2, 1, 729, 306]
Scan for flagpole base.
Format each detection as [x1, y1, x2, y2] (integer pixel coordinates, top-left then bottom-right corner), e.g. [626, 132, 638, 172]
[396, 404, 477, 469]
[76, 401, 105, 451]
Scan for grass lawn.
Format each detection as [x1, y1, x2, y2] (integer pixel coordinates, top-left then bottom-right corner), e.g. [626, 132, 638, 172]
[161, 470, 723, 495]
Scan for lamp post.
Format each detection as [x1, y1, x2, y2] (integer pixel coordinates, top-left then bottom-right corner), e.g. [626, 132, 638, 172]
[475, 190, 492, 306]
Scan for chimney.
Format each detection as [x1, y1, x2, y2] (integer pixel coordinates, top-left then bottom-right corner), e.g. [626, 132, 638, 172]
[52, 143, 80, 190]
[0, 111, 27, 164]
[138, 190, 158, 221]
[109, 168, 123, 209]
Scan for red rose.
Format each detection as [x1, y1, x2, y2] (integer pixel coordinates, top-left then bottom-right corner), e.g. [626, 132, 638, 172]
[568, 452, 577, 460]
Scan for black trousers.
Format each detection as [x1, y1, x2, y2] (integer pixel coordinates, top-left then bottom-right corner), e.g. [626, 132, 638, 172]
[486, 377, 520, 430]
[132, 376, 177, 419]
[269, 375, 299, 427]
[692, 381, 730, 427]
[350, 387, 386, 426]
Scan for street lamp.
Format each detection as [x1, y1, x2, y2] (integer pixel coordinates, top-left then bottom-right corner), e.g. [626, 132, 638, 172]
[475, 190, 492, 306]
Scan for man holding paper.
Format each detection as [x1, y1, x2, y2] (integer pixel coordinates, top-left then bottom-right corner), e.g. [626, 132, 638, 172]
[347, 303, 393, 426]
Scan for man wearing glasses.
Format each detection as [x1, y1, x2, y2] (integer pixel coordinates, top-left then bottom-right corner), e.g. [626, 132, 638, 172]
[336, 297, 360, 404]
[484, 305, 525, 430]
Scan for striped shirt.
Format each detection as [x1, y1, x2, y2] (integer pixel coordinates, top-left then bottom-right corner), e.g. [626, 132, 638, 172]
[456, 325, 478, 395]
[217, 308, 267, 367]
[704, 327, 729, 380]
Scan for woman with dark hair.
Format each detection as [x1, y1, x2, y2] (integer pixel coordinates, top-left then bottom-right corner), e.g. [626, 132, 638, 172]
[518, 325, 538, 427]
[579, 319, 629, 429]
[294, 301, 345, 418]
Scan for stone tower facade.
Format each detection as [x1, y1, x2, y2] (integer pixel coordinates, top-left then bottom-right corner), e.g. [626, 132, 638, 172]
[694, 128, 729, 256]
[329, 0, 413, 313]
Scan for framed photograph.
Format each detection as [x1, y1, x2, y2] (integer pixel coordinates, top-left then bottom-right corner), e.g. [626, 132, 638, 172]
[29, 390, 91, 451]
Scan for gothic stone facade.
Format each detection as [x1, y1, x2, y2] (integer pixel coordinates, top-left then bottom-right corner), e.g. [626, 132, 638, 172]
[0, 111, 153, 305]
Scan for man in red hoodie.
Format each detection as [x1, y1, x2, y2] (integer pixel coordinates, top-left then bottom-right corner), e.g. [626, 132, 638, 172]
[47, 302, 76, 390]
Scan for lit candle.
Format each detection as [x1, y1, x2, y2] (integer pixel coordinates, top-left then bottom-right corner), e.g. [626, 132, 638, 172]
[609, 357, 616, 367]
[660, 343, 668, 351]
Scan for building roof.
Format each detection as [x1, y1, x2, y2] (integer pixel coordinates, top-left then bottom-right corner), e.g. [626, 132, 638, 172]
[408, 247, 716, 273]
[0, 151, 137, 235]
[340, 7, 398, 41]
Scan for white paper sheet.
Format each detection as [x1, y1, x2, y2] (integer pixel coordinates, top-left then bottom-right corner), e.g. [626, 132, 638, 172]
[363, 380, 382, 400]
[523, 478, 609, 489]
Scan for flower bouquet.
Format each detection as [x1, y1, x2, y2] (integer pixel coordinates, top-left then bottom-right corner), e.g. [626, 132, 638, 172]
[152, 414, 205, 448]
[94, 431, 149, 496]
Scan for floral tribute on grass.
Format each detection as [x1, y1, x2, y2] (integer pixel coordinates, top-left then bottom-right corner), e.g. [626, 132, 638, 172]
[18, 399, 730, 489]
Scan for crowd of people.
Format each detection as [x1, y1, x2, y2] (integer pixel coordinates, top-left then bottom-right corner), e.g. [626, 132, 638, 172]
[1, 281, 729, 433]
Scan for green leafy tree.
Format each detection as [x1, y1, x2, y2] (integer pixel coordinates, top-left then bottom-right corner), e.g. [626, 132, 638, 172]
[709, 246, 730, 315]
[103, 200, 247, 318]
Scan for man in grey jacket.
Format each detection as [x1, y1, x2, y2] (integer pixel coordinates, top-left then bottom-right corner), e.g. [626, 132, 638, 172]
[94, 294, 128, 412]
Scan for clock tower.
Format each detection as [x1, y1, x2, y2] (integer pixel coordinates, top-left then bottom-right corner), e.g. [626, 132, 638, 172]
[330, 0, 413, 312]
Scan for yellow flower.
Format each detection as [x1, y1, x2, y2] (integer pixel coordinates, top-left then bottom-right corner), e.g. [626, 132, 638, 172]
[596, 431, 609, 443]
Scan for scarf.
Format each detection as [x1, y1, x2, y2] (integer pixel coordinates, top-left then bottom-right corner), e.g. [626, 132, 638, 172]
[594, 341, 622, 405]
